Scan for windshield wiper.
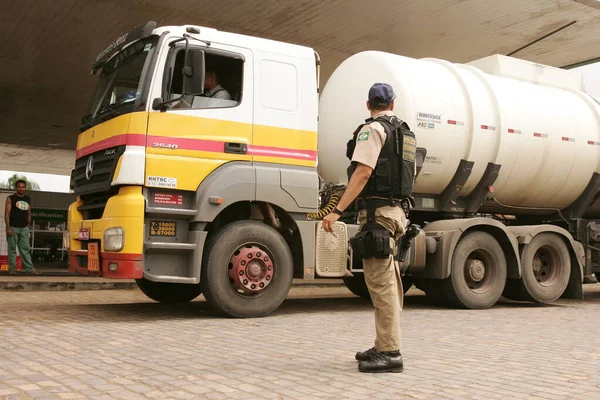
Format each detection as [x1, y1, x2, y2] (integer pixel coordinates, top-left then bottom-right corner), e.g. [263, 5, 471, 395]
[79, 97, 138, 131]
[99, 103, 122, 116]
[79, 104, 123, 131]
[80, 113, 95, 132]
[96, 102, 130, 123]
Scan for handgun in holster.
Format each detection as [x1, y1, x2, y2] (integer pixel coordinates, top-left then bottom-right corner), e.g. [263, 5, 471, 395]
[396, 223, 421, 262]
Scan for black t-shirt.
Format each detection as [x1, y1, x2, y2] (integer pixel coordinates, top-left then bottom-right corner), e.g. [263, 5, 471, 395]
[9, 194, 31, 228]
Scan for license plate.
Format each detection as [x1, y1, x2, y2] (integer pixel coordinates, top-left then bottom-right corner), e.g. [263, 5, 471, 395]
[78, 228, 90, 240]
[87, 242, 100, 272]
[150, 221, 177, 237]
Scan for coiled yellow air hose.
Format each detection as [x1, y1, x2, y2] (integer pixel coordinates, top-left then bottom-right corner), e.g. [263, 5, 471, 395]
[308, 192, 341, 220]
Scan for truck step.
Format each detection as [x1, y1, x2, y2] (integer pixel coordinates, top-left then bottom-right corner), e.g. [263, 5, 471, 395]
[144, 242, 197, 251]
[145, 206, 197, 216]
[142, 274, 198, 284]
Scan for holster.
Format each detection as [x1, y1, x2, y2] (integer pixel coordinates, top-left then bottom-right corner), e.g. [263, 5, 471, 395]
[349, 205, 393, 260]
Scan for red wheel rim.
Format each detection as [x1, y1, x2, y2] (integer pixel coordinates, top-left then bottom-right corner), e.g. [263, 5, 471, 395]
[228, 245, 274, 295]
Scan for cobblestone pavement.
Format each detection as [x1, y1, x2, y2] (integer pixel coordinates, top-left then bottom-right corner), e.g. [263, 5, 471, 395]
[2, 284, 600, 400]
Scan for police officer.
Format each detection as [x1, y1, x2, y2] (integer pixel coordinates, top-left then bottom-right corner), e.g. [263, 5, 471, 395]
[322, 82, 416, 373]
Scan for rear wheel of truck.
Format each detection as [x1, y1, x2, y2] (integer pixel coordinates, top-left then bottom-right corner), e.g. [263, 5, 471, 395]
[135, 279, 203, 303]
[343, 265, 412, 299]
[343, 273, 371, 298]
[201, 221, 294, 318]
[415, 279, 448, 306]
[401, 275, 413, 294]
[441, 231, 507, 309]
[504, 233, 571, 303]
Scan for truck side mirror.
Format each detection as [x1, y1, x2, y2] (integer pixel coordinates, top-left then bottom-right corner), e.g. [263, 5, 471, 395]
[152, 97, 166, 111]
[183, 50, 205, 95]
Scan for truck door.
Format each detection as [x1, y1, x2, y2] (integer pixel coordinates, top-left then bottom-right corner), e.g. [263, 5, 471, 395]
[252, 50, 318, 209]
[145, 42, 253, 192]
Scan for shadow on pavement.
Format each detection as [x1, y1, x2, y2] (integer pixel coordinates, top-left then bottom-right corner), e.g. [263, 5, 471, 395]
[1, 289, 569, 324]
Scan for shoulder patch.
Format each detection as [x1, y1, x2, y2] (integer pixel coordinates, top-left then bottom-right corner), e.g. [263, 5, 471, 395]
[357, 131, 370, 142]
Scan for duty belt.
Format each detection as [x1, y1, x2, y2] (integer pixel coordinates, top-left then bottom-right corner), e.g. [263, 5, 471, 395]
[356, 197, 414, 219]
[356, 197, 406, 210]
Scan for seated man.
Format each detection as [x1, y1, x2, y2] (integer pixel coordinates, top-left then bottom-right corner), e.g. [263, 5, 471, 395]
[170, 66, 234, 109]
[204, 67, 232, 100]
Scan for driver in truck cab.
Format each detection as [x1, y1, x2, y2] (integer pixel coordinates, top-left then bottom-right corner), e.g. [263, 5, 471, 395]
[203, 66, 231, 100]
[171, 64, 232, 109]
[322, 82, 417, 374]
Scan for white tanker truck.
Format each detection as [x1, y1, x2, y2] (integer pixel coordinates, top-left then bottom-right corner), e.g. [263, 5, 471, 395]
[317, 51, 600, 310]
[71, 22, 600, 316]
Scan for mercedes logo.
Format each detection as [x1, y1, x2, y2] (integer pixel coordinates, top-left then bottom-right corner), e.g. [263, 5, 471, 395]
[85, 155, 94, 180]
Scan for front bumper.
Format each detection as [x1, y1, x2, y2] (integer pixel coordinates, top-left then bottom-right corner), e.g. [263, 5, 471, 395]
[68, 251, 143, 279]
[68, 186, 145, 279]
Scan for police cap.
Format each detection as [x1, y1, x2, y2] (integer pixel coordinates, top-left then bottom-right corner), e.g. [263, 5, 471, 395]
[368, 83, 396, 107]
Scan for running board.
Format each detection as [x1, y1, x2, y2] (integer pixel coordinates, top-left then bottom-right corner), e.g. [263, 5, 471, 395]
[142, 272, 198, 284]
[144, 242, 196, 251]
[146, 206, 197, 217]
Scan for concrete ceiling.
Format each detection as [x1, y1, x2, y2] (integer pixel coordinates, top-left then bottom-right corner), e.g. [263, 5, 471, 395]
[2, 0, 600, 175]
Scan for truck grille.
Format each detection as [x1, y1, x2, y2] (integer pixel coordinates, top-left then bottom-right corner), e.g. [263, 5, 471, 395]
[72, 145, 126, 196]
[78, 187, 119, 220]
[73, 145, 126, 219]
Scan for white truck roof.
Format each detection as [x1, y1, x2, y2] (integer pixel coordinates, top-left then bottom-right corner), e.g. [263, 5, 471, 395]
[153, 25, 316, 60]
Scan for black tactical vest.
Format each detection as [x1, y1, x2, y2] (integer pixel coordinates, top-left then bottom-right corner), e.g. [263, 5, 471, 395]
[346, 115, 416, 200]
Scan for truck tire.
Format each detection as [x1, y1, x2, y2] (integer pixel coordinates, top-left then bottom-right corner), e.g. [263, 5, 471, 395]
[507, 233, 571, 303]
[402, 275, 413, 294]
[343, 271, 412, 299]
[201, 221, 293, 318]
[343, 273, 371, 298]
[440, 231, 507, 309]
[135, 279, 202, 304]
[502, 279, 527, 301]
[416, 279, 448, 306]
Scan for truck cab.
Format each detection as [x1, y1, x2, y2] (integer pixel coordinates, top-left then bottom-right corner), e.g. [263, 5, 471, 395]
[68, 21, 322, 317]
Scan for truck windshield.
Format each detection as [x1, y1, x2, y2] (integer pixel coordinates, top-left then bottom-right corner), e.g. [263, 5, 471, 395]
[81, 36, 157, 130]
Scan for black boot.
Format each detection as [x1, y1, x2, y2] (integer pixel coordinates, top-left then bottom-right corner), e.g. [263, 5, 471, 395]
[355, 346, 378, 361]
[358, 350, 403, 373]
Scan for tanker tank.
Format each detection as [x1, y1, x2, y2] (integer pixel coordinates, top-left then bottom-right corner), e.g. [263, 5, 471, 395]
[317, 52, 600, 217]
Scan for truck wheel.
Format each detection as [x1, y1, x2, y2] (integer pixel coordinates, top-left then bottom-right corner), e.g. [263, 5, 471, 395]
[516, 233, 571, 303]
[413, 279, 426, 292]
[502, 279, 527, 301]
[401, 275, 413, 294]
[201, 221, 293, 318]
[343, 270, 411, 299]
[135, 279, 202, 304]
[441, 231, 507, 309]
[416, 279, 448, 305]
[343, 273, 371, 299]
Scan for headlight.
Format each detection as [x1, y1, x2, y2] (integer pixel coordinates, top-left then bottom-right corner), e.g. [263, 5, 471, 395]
[104, 227, 124, 252]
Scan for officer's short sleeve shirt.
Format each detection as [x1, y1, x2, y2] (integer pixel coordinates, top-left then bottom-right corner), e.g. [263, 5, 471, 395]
[351, 120, 387, 169]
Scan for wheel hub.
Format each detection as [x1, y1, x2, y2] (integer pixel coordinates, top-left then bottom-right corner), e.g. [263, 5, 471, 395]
[229, 246, 274, 294]
[247, 261, 263, 279]
[466, 259, 486, 282]
[532, 258, 543, 274]
[533, 250, 551, 283]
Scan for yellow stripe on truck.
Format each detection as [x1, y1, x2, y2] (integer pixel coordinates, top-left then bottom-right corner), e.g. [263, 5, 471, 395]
[75, 112, 317, 192]
[77, 112, 148, 154]
[146, 113, 317, 190]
